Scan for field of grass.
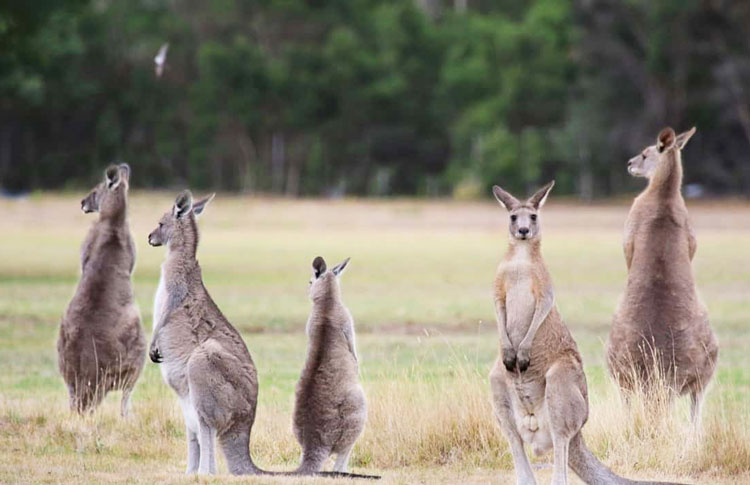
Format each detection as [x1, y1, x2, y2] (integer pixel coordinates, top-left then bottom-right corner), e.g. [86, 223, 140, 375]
[0, 192, 749, 484]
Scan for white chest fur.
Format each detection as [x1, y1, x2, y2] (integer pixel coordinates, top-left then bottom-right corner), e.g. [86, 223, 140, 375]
[153, 263, 168, 332]
[500, 246, 536, 347]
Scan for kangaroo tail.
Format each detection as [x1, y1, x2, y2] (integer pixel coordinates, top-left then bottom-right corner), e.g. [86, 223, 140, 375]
[221, 433, 380, 479]
[219, 428, 261, 475]
[568, 433, 687, 485]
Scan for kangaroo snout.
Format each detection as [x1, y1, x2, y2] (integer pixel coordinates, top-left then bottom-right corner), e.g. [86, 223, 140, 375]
[148, 232, 160, 247]
[518, 227, 530, 236]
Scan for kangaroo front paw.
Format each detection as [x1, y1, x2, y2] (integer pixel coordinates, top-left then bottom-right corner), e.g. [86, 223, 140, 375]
[517, 347, 530, 372]
[502, 347, 517, 372]
[149, 346, 163, 363]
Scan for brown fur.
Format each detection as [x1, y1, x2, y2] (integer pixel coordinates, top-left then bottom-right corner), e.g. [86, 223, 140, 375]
[57, 164, 146, 417]
[490, 182, 682, 485]
[608, 127, 718, 427]
[294, 257, 366, 474]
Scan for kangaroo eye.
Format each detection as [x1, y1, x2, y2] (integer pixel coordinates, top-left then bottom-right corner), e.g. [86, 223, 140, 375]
[510, 215, 517, 222]
[158, 222, 163, 228]
[530, 214, 537, 221]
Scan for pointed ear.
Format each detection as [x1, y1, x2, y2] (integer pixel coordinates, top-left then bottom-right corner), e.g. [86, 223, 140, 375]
[118, 163, 131, 181]
[331, 257, 350, 277]
[675, 126, 696, 150]
[105, 165, 121, 189]
[492, 185, 520, 210]
[528, 180, 555, 209]
[657, 127, 676, 153]
[192, 193, 215, 218]
[173, 190, 193, 219]
[312, 256, 327, 278]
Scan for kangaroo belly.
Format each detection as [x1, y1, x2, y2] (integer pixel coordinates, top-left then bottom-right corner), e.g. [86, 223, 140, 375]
[179, 396, 200, 434]
[510, 375, 552, 455]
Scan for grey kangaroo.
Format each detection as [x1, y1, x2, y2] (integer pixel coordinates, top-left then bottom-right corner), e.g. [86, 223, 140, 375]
[58, 164, 146, 416]
[490, 182, 685, 485]
[608, 127, 718, 429]
[294, 256, 367, 474]
[148, 191, 378, 479]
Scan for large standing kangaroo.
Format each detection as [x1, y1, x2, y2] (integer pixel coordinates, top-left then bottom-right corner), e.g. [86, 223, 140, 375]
[58, 164, 146, 416]
[148, 191, 378, 479]
[490, 182, 684, 485]
[608, 127, 718, 428]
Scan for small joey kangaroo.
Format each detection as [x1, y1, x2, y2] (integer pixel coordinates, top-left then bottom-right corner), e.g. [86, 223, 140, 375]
[489, 182, 685, 485]
[57, 163, 146, 417]
[294, 256, 367, 475]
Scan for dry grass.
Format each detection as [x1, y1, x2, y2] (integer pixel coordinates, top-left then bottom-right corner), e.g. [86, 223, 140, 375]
[1, 193, 749, 484]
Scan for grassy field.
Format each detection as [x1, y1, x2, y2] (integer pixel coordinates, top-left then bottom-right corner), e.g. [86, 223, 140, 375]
[0, 192, 749, 484]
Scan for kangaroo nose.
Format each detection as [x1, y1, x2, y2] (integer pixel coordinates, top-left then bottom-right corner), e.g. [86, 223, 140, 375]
[519, 228, 530, 235]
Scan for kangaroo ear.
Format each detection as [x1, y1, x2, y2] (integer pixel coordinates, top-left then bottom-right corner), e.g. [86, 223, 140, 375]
[675, 126, 696, 150]
[657, 127, 676, 153]
[118, 163, 131, 181]
[331, 257, 350, 277]
[192, 193, 215, 218]
[528, 180, 555, 209]
[105, 165, 121, 189]
[492, 185, 520, 210]
[173, 190, 193, 219]
[312, 256, 327, 278]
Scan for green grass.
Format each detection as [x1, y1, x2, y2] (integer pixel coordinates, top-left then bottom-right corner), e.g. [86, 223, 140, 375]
[0, 193, 749, 484]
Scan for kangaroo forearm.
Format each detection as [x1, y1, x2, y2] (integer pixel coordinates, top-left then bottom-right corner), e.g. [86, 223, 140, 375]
[520, 294, 553, 348]
[624, 241, 634, 269]
[494, 302, 512, 348]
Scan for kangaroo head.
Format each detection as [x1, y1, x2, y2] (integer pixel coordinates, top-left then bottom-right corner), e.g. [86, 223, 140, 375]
[492, 181, 554, 242]
[309, 256, 350, 302]
[628, 127, 696, 179]
[81, 163, 131, 218]
[148, 190, 214, 249]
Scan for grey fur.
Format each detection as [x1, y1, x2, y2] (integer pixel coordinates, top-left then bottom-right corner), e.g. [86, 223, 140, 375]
[57, 164, 146, 416]
[294, 256, 366, 474]
[148, 191, 264, 475]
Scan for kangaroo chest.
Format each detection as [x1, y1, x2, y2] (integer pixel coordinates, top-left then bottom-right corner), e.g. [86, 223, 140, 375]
[499, 253, 537, 347]
[153, 263, 168, 332]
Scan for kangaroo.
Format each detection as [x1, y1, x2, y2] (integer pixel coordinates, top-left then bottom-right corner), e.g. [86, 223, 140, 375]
[57, 164, 146, 417]
[489, 182, 684, 485]
[148, 192, 378, 479]
[608, 127, 718, 428]
[294, 256, 367, 475]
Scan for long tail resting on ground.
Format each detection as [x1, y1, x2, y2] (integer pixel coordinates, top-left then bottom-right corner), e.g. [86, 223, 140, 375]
[221, 437, 380, 479]
[568, 433, 687, 485]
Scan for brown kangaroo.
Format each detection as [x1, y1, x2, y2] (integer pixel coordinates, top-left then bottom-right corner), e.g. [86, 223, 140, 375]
[148, 191, 378, 479]
[608, 127, 718, 429]
[294, 256, 367, 474]
[57, 164, 146, 416]
[490, 182, 685, 485]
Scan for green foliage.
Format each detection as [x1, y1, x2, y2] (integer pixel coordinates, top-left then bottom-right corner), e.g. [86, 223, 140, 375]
[1, 1, 748, 196]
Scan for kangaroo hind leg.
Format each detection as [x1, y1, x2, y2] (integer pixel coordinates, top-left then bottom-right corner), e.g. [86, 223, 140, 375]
[333, 444, 354, 473]
[545, 360, 587, 485]
[490, 368, 536, 485]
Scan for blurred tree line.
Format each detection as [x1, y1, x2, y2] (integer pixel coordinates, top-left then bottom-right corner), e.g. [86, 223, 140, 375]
[1, 0, 749, 197]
